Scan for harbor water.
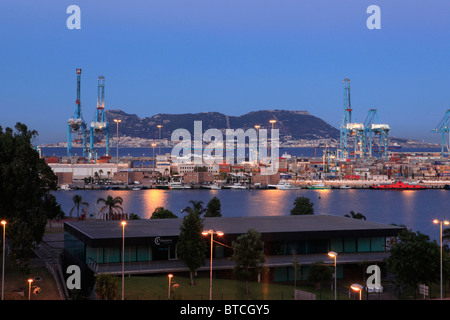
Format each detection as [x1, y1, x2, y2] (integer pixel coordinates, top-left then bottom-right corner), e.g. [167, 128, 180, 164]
[53, 187, 449, 242]
[44, 146, 448, 242]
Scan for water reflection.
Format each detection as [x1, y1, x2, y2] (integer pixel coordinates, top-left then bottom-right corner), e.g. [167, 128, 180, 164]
[53, 188, 448, 241]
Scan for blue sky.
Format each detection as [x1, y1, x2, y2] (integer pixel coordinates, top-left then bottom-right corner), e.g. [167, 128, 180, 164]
[1, 0, 450, 144]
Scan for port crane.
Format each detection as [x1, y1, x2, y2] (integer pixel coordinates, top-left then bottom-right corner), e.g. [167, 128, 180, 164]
[338, 78, 365, 159]
[89, 75, 110, 160]
[432, 109, 450, 158]
[67, 68, 88, 157]
[363, 109, 390, 158]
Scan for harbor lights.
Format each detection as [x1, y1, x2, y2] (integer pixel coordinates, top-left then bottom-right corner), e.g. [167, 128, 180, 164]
[1, 220, 6, 300]
[157, 124, 163, 155]
[121, 221, 127, 300]
[328, 251, 338, 300]
[254, 125, 260, 164]
[202, 229, 224, 300]
[433, 219, 449, 300]
[113, 119, 121, 165]
[269, 120, 276, 157]
[351, 284, 364, 300]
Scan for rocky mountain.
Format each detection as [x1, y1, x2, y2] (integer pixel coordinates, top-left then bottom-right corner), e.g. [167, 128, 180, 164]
[106, 109, 340, 141]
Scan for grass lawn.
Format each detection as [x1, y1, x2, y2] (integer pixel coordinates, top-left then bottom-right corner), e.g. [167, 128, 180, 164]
[1, 255, 62, 300]
[117, 274, 340, 300]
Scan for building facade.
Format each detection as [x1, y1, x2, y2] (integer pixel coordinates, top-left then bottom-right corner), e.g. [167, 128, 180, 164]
[63, 215, 403, 295]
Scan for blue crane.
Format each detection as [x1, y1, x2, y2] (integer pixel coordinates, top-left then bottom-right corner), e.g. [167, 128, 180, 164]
[363, 109, 390, 158]
[338, 78, 352, 159]
[89, 75, 110, 160]
[67, 68, 88, 157]
[432, 109, 450, 158]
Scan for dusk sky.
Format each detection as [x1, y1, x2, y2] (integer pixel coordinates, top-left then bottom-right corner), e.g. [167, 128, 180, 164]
[1, 0, 450, 144]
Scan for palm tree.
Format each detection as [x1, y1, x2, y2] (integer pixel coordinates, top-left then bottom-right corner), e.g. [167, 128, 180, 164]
[97, 195, 124, 220]
[70, 194, 89, 219]
[345, 210, 366, 220]
[181, 200, 207, 216]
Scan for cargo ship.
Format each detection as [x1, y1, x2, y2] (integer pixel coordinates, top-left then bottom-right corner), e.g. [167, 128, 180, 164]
[371, 181, 426, 190]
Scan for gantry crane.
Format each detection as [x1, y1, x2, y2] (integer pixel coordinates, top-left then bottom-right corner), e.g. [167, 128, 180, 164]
[363, 109, 390, 158]
[338, 78, 365, 159]
[432, 109, 450, 158]
[89, 75, 110, 159]
[67, 68, 88, 157]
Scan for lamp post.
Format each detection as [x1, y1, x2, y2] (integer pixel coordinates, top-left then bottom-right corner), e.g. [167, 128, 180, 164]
[328, 251, 338, 300]
[254, 125, 260, 165]
[113, 119, 121, 165]
[269, 120, 276, 157]
[157, 125, 163, 155]
[168, 274, 173, 299]
[202, 229, 224, 300]
[151, 143, 157, 183]
[1, 220, 6, 300]
[28, 279, 33, 300]
[351, 283, 363, 300]
[433, 219, 449, 300]
[121, 221, 127, 300]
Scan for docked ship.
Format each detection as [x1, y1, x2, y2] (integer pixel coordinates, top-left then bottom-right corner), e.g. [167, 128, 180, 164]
[267, 182, 301, 190]
[169, 181, 192, 190]
[307, 183, 331, 190]
[371, 142, 402, 151]
[371, 181, 426, 190]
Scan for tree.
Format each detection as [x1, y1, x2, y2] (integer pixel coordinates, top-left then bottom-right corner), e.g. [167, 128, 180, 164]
[386, 229, 446, 296]
[151, 207, 177, 219]
[231, 228, 266, 295]
[307, 261, 333, 290]
[181, 200, 207, 216]
[95, 274, 118, 300]
[70, 194, 89, 219]
[42, 194, 65, 224]
[345, 210, 366, 220]
[177, 208, 206, 285]
[0, 123, 59, 275]
[97, 195, 124, 220]
[290, 196, 314, 215]
[205, 196, 221, 217]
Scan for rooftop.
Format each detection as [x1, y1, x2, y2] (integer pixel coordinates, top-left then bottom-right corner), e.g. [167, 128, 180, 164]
[65, 214, 403, 247]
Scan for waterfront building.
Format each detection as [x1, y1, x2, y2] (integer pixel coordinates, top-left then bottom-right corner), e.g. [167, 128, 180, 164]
[63, 215, 403, 296]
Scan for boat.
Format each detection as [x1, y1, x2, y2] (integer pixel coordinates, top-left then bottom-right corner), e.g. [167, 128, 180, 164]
[307, 183, 331, 190]
[169, 181, 192, 190]
[60, 184, 71, 190]
[371, 181, 426, 190]
[132, 186, 143, 191]
[226, 183, 248, 190]
[267, 182, 300, 190]
[339, 185, 352, 189]
[372, 143, 402, 151]
[203, 183, 221, 190]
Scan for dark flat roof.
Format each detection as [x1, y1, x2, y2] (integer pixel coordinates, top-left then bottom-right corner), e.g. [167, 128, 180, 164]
[65, 214, 403, 247]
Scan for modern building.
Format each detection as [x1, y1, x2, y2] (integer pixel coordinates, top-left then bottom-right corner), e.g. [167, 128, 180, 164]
[63, 214, 404, 295]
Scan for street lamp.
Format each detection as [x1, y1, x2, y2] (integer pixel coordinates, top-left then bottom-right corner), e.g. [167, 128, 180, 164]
[1, 220, 6, 300]
[113, 119, 122, 165]
[269, 120, 276, 157]
[254, 125, 260, 164]
[28, 279, 33, 300]
[351, 283, 363, 300]
[328, 251, 338, 300]
[157, 125, 163, 155]
[168, 274, 173, 299]
[433, 218, 449, 300]
[202, 229, 224, 300]
[121, 220, 127, 300]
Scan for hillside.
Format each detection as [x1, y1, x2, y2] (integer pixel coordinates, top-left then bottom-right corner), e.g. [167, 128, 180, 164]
[105, 109, 340, 141]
